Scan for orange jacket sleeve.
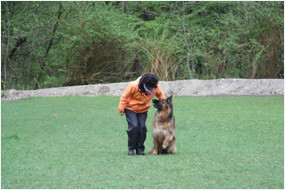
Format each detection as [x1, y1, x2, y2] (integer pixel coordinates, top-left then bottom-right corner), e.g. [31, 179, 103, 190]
[155, 84, 166, 100]
[118, 82, 135, 114]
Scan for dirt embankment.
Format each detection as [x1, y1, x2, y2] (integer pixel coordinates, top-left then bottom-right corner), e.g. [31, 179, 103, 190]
[1, 79, 284, 101]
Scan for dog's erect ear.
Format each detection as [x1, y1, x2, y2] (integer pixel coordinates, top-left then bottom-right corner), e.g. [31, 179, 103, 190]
[167, 95, 172, 103]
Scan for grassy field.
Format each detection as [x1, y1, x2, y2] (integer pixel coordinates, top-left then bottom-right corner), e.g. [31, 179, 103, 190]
[1, 96, 284, 189]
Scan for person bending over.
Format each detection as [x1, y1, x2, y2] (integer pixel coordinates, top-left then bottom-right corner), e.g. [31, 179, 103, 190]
[118, 73, 165, 155]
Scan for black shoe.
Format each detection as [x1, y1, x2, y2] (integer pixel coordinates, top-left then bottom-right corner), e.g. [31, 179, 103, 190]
[136, 150, 145, 155]
[128, 150, 135, 155]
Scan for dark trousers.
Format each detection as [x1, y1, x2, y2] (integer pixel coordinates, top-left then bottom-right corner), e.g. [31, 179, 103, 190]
[125, 109, 147, 152]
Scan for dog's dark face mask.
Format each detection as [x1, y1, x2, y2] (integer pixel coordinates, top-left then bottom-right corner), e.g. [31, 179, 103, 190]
[152, 96, 173, 110]
[152, 99, 162, 110]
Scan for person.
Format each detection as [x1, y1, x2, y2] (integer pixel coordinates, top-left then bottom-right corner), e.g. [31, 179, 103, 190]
[118, 73, 166, 155]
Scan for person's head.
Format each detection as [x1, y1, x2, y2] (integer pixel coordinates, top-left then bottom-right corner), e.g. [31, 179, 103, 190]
[143, 73, 158, 89]
[139, 73, 158, 95]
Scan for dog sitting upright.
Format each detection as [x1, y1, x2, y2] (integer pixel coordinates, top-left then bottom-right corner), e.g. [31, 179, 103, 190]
[150, 96, 177, 155]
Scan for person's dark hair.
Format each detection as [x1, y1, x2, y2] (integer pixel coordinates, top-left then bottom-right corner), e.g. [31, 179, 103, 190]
[138, 73, 158, 92]
[144, 74, 158, 88]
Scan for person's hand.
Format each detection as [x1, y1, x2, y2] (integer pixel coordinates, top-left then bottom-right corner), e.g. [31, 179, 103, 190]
[120, 112, 124, 116]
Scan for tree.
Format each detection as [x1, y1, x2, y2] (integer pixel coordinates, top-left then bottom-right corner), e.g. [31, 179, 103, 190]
[1, 1, 283, 90]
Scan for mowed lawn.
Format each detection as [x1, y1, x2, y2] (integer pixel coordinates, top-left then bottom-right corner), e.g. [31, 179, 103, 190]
[1, 96, 284, 189]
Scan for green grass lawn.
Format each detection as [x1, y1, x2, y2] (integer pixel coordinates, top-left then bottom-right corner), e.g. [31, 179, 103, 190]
[1, 96, 284, 189]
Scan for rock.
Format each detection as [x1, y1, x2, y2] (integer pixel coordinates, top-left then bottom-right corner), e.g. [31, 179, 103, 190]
[1, 79, 284, 101]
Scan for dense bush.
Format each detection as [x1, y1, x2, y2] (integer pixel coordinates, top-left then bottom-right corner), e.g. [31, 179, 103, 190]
[61, 2, 138, 86]
[1, 1, 284, 90]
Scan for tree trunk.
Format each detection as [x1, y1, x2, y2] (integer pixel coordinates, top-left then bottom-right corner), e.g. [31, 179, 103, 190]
[35, 3, 63, 89]
[8, 37, 28, 59]
[3, 2, 11, 90]
[182, 2, 192, 79]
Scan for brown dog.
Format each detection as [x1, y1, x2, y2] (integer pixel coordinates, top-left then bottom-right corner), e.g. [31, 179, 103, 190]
[150, 96, 177, 155]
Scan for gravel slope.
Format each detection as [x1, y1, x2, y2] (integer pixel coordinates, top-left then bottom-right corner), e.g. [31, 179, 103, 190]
[1, 79, 284, 101]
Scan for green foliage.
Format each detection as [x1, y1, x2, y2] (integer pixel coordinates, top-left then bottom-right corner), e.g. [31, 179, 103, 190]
[1, 2, 65, 89]
[60, 2, 138, 85]
[181, 1, 283, 79]
[1, 1, 284, 90]
[1, 96, 284, 188]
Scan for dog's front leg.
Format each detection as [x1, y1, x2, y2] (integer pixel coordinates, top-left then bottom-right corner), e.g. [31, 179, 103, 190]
[167, 138, 177, 154]
[152, 138, 158, 155]
[162, 133, 173, 149]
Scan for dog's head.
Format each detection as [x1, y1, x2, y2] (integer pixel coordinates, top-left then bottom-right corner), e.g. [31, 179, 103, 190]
[152, 96, 173, 111]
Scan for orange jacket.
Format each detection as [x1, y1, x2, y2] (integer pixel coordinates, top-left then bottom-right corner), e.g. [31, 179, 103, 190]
[118, 76, 165, 114]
